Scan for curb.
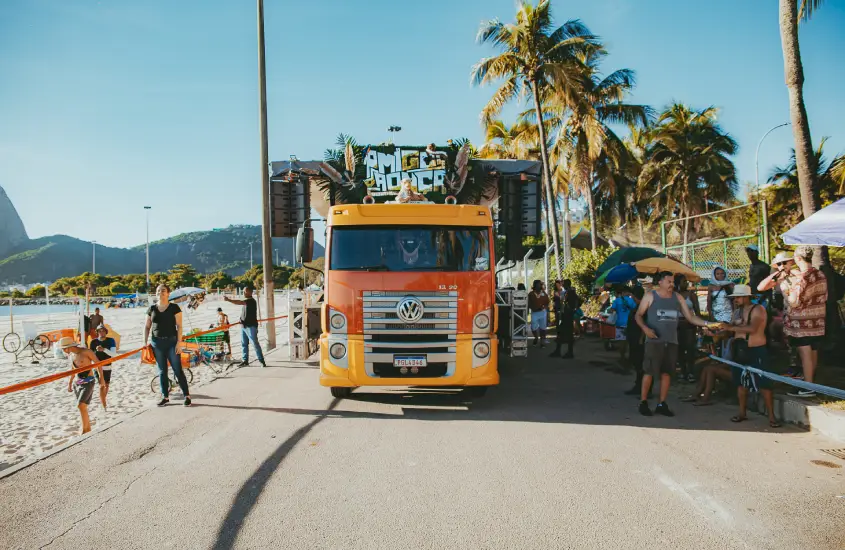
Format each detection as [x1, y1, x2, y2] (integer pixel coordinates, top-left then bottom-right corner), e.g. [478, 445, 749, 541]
[747, 392, 845, 443]
[0, 345, 287, 481]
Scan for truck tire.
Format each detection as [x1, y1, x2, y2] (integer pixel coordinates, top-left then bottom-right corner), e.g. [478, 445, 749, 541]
[330, 387, 352, 399]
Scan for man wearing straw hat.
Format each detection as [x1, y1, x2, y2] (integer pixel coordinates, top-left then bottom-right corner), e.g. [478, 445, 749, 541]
[60, 337, 105, 435]
[721, 284, 781, 428]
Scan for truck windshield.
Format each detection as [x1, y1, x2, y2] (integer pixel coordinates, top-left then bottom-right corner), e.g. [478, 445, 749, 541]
[331, 226, 490, 272]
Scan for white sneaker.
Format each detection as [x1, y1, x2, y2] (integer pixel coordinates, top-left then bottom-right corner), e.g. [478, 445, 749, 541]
[787, 390, 816, 398]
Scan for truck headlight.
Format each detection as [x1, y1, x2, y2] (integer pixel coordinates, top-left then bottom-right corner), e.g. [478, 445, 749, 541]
[330, 343, 347, 359]
[330, 313, 346, 330]
[473, 342, 490, 358]
[474, 312, 490, 330]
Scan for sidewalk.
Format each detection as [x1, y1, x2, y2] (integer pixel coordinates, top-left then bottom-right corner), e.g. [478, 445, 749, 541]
[564, 332, 845, 443]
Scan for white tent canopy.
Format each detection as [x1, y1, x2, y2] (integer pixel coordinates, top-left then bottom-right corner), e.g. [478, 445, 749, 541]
[781, 198, 845, 247]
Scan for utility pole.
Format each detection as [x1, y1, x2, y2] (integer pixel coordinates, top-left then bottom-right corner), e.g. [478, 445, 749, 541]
[144, 206, 151, 291]
[257, 0, 276, 349]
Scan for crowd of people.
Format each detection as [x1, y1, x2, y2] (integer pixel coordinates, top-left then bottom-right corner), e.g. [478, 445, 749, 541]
[54, 283, 268, 434]
[523, 244, 836, 423]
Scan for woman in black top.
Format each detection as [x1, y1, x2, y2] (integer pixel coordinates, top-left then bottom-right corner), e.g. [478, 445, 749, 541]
[144, 284, 191, 406]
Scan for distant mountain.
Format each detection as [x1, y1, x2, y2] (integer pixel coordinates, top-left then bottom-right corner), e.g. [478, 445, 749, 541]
[0, 186, 29, 257]
[0, 223, 323, 284]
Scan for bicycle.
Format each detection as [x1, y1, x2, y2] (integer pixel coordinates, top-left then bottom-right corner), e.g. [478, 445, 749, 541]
[3, 321, 51, 364]
[149, 367, 194, 394]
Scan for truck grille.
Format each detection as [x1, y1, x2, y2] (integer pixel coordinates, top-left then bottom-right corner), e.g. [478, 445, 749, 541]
[362, 290, 458, 378]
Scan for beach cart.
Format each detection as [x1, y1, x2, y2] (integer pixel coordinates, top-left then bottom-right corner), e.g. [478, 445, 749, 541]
[598, 313, 617, 351]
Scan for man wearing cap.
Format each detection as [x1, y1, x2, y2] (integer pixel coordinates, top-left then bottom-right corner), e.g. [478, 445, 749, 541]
[61, 337, 105, 435]
[745, 245, 771, 306]
[89, 325, 117, 409]
[217, 307, 232, 356]
[721, 284, 780, 427]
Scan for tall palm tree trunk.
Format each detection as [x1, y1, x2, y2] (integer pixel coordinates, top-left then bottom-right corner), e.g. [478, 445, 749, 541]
[531, 81, 566, 269]
[586, 175, 598, 251]
[617, 193, 629, 243]
[779, 0, 828, 266]
[682, 207, 691, 264]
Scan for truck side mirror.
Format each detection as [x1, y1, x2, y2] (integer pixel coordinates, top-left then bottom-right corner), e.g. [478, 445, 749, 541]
[296, 227, 314, 264]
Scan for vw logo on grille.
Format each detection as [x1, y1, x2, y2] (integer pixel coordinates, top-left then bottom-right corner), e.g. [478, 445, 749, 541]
[396, 296, 425, 324]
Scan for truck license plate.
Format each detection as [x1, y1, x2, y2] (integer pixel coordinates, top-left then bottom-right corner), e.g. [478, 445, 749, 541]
[393, 356, 427, 368]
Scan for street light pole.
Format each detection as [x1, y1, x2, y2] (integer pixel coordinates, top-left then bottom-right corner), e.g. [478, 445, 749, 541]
[144, 206, 151, 291]
[257, 0, 276, 349]
[754, 122, 790, 196]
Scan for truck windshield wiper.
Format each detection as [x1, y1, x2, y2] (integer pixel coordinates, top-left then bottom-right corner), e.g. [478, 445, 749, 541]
[343, 264, 391, 272]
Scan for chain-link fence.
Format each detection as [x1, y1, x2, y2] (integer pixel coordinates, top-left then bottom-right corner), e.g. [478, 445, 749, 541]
[662, 203, 767, 284]
[666, 235, 761, 283]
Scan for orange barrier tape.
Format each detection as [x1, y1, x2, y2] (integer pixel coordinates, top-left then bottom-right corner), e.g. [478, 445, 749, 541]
[0, 315, 288, 396]
[0, 347, 144, 396]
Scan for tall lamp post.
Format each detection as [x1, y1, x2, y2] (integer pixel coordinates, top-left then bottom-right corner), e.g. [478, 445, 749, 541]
[754, 122, 790, 195]
[144, 206, 152, 291]
[257, 0, 276, 349]
[387, 125, 401, 144]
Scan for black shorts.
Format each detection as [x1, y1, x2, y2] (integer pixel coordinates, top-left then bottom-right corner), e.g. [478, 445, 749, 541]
[789, 336, 823, 350]
[73, 381, 95, 405]
[643, 342, 678, 377]
[95, 369, 112, 384]
[731, 345, 773, 390]
[223, 331, 230, 343]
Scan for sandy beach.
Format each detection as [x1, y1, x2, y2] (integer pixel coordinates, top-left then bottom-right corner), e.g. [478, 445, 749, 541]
[0, 293, 290, 472]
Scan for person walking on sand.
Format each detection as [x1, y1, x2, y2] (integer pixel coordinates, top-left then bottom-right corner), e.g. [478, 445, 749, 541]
[61, 337, 105, 434]
[89, 307, 104, 336]
[144, 284, 192, 407]
[217, 307, 233, 357]
[634, 271, 722, 417]
[224, 286, 266, 368]
[89, 325, 116, 409]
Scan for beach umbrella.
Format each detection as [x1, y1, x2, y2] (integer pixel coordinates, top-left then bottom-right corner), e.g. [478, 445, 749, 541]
[633, 257, 701, 282]
[782, 198, 845, 247]
[595, 263, 638, 287]
[169, 287, 206, 302]
[596, 247, 665, 275]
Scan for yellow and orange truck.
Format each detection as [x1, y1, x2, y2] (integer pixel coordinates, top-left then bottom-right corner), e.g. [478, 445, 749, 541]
[308, 201, 499, 398]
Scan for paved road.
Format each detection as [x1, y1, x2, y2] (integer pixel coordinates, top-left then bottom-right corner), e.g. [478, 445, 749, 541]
[1, 340, 844, 550]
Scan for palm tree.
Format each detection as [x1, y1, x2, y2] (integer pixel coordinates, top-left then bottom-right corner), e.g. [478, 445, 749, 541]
[766, 137, 843, 239]
[538, 51, 651, 250]
[477, 119, 535, 160]
[471, 0, 600, 267]
[639, 104, 739, 262]
[779, 0, 824, 221]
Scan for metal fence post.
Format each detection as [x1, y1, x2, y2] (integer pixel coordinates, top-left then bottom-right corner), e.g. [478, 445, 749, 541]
[543, 246, 553, 290]
[723, 240, 728, 270]
[661, 221, 667, 253]
[761, 199, 770, 263]
[523, 249, 534, 287]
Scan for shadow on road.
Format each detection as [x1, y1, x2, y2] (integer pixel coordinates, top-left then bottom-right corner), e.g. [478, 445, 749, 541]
[210, 399, 339, 550]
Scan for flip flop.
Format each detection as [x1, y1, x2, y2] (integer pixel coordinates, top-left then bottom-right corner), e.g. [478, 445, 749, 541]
[769, 421, 782, 428]
[693, 401, 714, 407]
[730, 415, 748, 423]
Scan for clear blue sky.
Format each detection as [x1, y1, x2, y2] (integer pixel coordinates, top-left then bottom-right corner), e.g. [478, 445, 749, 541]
[1, 0, 843, 248]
